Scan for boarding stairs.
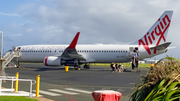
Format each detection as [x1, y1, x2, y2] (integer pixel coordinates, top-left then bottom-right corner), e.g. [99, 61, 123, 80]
[0, 51, 20, 72]
[2, 51, 20, 68]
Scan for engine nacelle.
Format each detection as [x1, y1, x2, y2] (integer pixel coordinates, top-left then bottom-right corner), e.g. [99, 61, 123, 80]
[43, 56, 62, 66]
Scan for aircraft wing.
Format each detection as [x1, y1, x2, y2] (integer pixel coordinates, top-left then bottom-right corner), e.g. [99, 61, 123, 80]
[150, 42, 171, 50]
[60, 32, 86, 61]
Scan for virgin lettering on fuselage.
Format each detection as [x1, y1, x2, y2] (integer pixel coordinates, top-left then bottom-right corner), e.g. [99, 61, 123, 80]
[21, 46, 67, 52]
[15, 11, 173, 67]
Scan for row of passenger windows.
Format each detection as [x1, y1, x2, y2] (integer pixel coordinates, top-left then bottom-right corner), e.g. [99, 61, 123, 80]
[77, 50, 128, 53]
[21, 50, 128, 53]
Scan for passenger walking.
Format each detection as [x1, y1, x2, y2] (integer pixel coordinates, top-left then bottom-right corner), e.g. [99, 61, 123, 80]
[115, 62, 118, 72]
[110, 62, 115, 72]
[112, 63, 116, 73]
[134, 50, 139, 68]
[111, 62, 116, 73]
[132, 55, 135, 70]
[117, 63, 121, 72]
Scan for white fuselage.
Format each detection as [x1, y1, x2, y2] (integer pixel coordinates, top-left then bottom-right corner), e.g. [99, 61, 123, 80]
[13, 11, 172, 64]
[16, 44, 165, 63]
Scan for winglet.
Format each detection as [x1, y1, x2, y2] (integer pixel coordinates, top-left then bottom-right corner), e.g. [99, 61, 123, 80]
[68, 32, 80, 49]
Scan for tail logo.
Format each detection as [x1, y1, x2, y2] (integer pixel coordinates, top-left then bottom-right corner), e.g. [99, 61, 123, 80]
[138, 15, 171, 55]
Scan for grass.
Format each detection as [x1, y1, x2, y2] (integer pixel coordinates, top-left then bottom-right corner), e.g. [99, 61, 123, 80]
[0, 96, 39, 101]
[19, 62, 151, 68]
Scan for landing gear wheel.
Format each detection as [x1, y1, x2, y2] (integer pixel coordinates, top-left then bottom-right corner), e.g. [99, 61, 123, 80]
[84, 64, 90, 69]
[16, 64, 20, 68]
[74, 65, 81, 70]
[74, 65, 78, 70]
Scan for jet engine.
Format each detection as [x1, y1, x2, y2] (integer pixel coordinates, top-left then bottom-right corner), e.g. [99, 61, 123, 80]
[43, 56, 62, 66]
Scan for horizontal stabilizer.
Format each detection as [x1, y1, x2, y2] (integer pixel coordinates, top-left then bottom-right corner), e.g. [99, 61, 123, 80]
[167, 47, 176, 49]
[150, 42, 171, 50]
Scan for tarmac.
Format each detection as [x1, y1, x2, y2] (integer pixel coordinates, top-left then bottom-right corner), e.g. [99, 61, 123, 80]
[1, 64, 149, 101]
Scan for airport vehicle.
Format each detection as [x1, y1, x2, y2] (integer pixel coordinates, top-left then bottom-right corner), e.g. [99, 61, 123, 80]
[14, 11, 173, 69]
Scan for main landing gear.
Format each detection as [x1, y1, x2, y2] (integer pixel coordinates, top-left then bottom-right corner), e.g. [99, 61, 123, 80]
[16, 62, 20, 68]
[83, 63, 90, 69]
[74, 63, 80, 70]
[74, 63, 90, 70]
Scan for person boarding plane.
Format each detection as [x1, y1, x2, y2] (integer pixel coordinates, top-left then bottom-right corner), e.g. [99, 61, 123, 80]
[13, 11, 173, 69]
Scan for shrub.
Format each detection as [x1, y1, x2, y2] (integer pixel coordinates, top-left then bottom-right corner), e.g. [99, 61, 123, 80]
[130, 57, 180, 101]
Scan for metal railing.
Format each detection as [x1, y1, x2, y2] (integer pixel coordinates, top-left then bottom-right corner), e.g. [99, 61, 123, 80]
[3, 51, 11, 59]
[3, 52, 15, 67]
[0, 76, 36, 97]
[2, 51, 20, 68]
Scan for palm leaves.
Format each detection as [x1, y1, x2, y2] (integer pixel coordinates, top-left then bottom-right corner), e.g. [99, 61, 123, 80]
[130, 57, 180, 101]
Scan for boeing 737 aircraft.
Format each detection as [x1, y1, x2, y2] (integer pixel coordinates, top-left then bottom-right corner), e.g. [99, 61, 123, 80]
[13, 11, 173, 69]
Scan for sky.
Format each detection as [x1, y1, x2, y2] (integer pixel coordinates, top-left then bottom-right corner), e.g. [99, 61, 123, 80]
[0, 0, 180, 60]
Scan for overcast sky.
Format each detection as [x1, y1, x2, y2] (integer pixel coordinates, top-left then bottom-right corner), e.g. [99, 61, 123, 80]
[0, 0, 180, 60]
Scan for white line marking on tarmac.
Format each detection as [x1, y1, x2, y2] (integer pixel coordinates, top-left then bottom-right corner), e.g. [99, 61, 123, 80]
[33, 90, 61, 96]
[48, 89, 79, 95]
[65, 88, 92, 94]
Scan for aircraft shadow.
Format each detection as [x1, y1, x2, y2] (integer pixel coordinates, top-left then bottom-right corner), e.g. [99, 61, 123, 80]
[34, 67, 74, 71]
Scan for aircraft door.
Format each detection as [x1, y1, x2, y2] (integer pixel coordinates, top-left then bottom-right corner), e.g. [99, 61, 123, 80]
[126, 47, 134, 58]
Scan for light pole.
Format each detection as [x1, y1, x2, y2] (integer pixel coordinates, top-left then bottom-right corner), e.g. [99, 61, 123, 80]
[0, 32, 3, 59]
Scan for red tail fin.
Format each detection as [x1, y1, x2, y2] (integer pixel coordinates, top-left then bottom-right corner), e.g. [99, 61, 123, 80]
[68, 32, 80, 49]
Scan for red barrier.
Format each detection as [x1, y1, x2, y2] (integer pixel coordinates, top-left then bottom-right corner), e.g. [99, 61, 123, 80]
[92, 90, 122, 101]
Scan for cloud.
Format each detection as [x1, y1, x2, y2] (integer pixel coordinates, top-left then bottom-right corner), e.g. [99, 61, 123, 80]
[1, 0, 180, 59]
[14, 1, 179, 45]
[26, 28, 33, 33]
[0, 12, 20, 17]
[11, 34, 22, 37]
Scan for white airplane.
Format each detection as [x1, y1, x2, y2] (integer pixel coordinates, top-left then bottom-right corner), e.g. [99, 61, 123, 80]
[14, 11, 173, 69]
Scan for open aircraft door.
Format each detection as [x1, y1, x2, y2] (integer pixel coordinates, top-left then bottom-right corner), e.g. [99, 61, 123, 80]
[126, 47, 134, 58]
